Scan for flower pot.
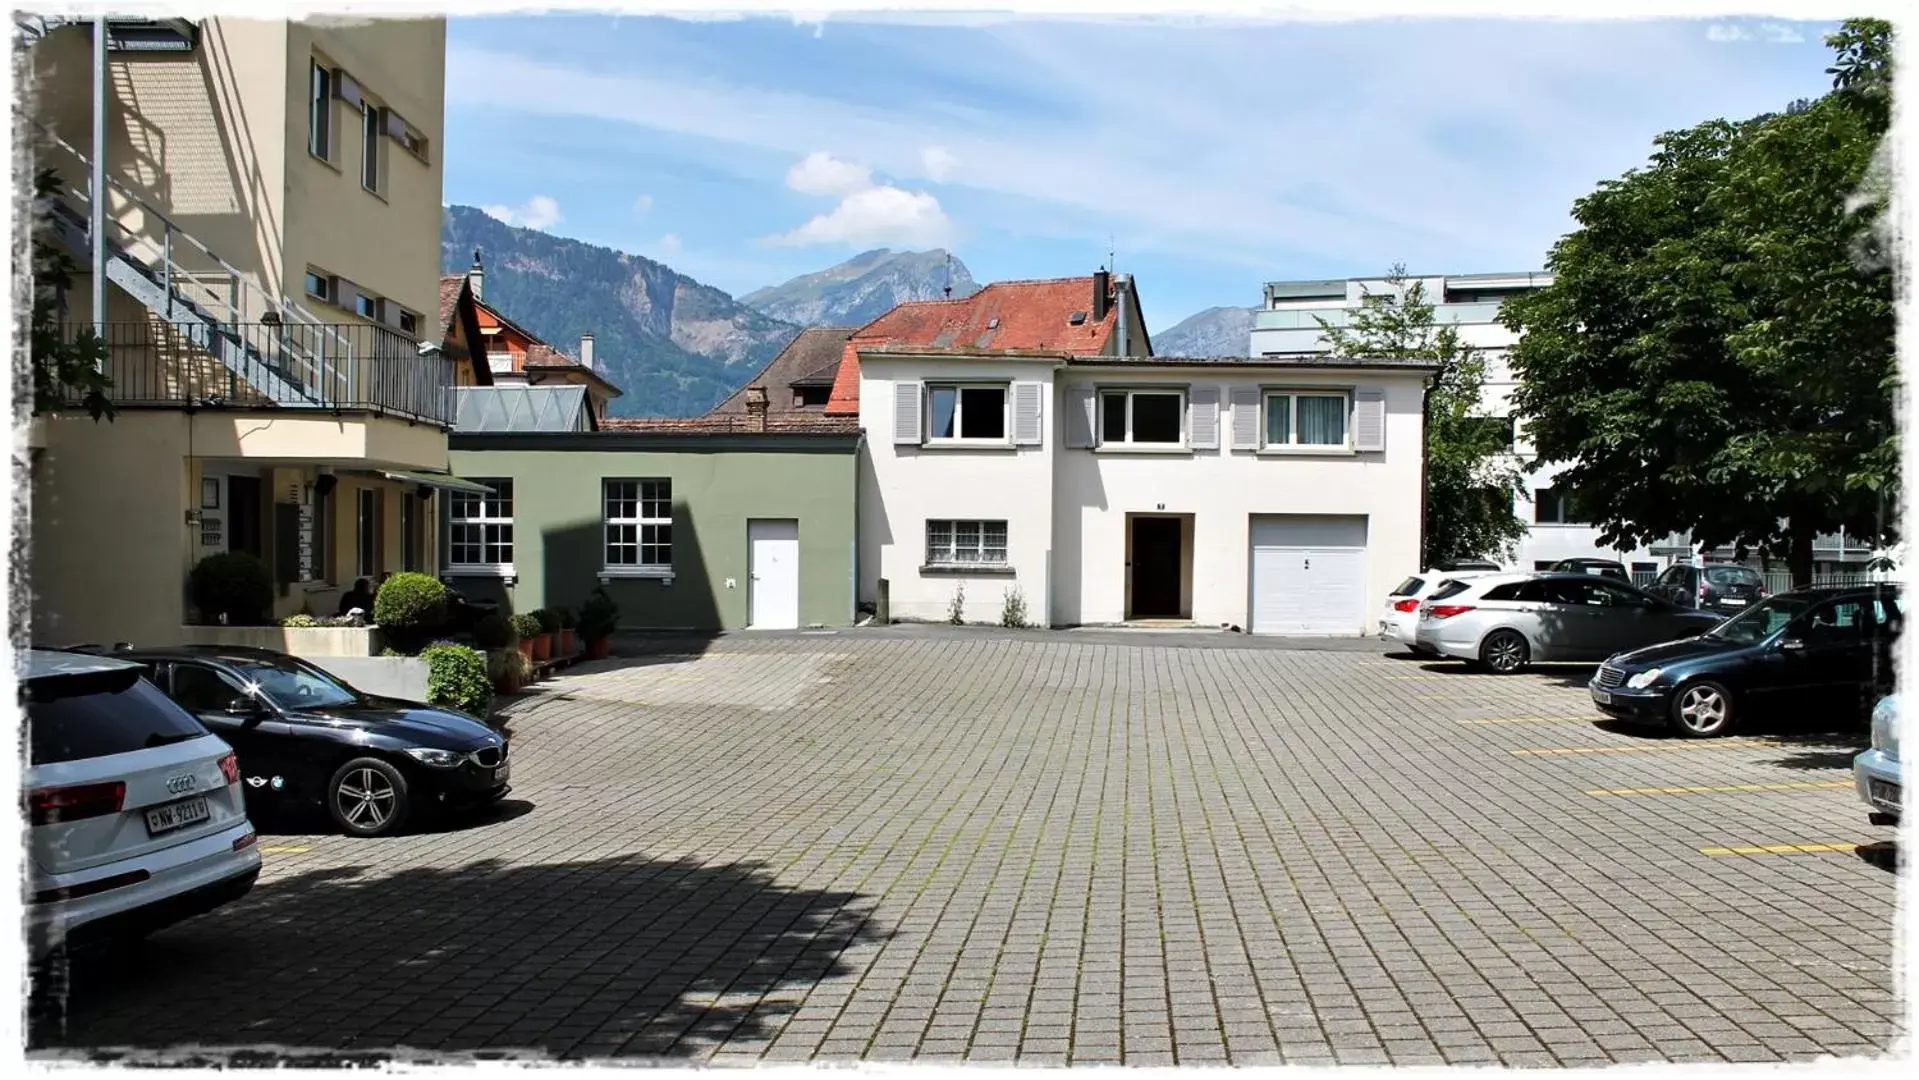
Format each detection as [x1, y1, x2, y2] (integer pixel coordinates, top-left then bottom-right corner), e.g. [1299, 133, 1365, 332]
[516, 638, 534, 661]
[560, 629, 576, 656]
[586, 634, 611, 660]
[533, 633, 552, 662]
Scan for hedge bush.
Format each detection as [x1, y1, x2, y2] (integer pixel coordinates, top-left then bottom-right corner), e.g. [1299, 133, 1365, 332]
[473, 613, 516, 649]
[423, 644, 492, 719]
[188, 552, 273, 626]
[372, 572, 448, 631]
[509, 612, 543, 640]
[534, 607, 561, 634]
[554, 606, 577, 630]
[578, 589, 619, 639]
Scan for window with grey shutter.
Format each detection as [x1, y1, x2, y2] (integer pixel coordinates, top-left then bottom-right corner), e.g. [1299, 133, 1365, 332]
[1012, 381, 1044, 446]
[1188, 386, 1220, 450]
[1228, 386, 1261, 450]
[1064, 386, 1096, 449]
[1354, 387, 1387, 452]
[893, 381, 922, 445]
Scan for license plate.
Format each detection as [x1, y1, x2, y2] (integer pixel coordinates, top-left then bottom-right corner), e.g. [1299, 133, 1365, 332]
[1869, 778, 1902, 809]
[1722, 598, 1747, 606]
[494, 762, 511, 784]
[145, 796, 211, 836]
[1591, 688, 1613, 705]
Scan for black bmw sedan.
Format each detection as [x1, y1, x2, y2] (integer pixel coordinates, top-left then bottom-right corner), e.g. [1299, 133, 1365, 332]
[102, 645, 509, 836]
[1589, 584, 1901, 737]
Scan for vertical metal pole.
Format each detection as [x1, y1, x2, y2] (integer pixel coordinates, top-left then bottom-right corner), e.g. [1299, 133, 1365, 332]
[90, 16, 108, 339]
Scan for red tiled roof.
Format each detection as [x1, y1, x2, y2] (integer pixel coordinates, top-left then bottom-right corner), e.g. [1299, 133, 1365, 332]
[824, 276, 1118, 415]
[709, 327, 854, 416]
[600, 414, 861, 435]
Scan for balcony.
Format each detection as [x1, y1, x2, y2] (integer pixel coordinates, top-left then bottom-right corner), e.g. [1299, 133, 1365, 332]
[1254, 301, 1508, 332]
[61, 320, 458, 427]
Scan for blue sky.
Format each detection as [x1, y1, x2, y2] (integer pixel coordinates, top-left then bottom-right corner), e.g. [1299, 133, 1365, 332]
[443, 14, 1840, 334]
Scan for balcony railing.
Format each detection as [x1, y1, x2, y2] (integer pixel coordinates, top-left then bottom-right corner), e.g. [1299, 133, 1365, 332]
[59, 321, 457, 427]
[1254, 301, 1509, 332]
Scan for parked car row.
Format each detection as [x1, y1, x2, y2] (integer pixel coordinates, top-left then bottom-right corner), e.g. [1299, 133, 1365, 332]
[1394, 571, 1724, 672]
[22, 644, 510, 961]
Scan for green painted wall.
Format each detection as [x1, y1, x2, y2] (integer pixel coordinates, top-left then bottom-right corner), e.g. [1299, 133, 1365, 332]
[445, 445, 858, 630]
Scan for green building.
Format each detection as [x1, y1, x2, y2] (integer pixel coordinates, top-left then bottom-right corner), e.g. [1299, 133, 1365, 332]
[444, 385, 861, 630]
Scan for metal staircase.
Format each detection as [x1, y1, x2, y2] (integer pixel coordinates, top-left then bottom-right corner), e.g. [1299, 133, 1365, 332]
[33, 121, 352, 408]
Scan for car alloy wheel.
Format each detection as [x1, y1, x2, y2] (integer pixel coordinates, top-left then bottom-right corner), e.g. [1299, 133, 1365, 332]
[1480, 630, 1529, 674]
[1671, 681, 1735, 738]
[327, 757, 411, 837]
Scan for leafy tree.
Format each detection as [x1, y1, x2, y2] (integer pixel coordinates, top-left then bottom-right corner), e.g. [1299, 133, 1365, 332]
[1501, 19, 1895, 586]
[28, 168, 113, 420]
[1316, 264, 1526, 566]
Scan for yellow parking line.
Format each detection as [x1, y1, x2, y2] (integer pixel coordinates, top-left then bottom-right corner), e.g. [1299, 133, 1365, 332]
[1511, 743, 1757, 756]
[260, 845, 311, 854]
[1699, 842, 1863, 857]
[1588, 781, 1853, 797]
[1461, 716, 1594, 725]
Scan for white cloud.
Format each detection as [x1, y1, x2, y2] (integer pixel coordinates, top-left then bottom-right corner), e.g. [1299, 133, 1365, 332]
[1759, 23, 1805, 44]
[1707, 22, 1805, 45]
[785, 151, 873, 197]
[771, 185, 954, 248]
[633, 193, 654, 215]
[1705, 24, 1750, 43]
[920, 145, 961, 181]
[480, 194, 562, 230]
[657, 232, 683, 255]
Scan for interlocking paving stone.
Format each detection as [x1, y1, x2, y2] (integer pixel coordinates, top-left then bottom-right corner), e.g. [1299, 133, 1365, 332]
[24, 629, 1902, 1064]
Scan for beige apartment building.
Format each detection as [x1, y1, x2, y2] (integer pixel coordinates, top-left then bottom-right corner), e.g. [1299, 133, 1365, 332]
[22, 16, 486, 646]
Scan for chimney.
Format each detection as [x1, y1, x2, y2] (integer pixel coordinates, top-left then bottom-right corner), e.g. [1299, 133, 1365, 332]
[1091, 269, 1111, 323]
[1112, 273, 1133, 355]
[580, 332, 595, 371]
[468, 248, 484, 302]
[745, 385, 769, 433]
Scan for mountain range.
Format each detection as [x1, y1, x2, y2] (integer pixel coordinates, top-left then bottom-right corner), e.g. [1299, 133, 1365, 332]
[1152, 305, 1259, 357]
[440, 206, 981, 417]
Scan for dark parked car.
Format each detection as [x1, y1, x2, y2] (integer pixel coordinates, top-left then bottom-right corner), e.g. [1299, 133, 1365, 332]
[102, 646, 509, 837]
[1548, 558, 1631, 583]
[1589, 585, 1901, 737]
[1649, 562, 1768, 614]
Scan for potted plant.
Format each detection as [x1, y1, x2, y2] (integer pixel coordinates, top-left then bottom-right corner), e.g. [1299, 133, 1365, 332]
[578, 588, 619, 660]
[509, 612, 543, 662]
[534, 607, 560, 661]
[188, 552, 273, 626]
[554, 606, 577, 657]
[371, 572, 449, 655]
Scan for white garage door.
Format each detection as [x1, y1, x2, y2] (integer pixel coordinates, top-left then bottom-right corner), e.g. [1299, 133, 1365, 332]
[1250, 515, 1369, 635]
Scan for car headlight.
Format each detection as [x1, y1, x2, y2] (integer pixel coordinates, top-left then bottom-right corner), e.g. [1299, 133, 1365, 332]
[403, 747, 462, 768]
[1625, 668, 1664, 690]
[1871, 697, 1899, 753]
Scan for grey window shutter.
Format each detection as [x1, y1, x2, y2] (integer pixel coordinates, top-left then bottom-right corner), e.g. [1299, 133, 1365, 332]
[1064, 386, 1096, 449]
[1229, 386, 1261, 450]
[893, 381, 922, 445]
[1012, 381, 1044, 446]
[1188, 386, 1220, 450]
[335, 71, 365, 109]
[1354, 387, 1387, 452]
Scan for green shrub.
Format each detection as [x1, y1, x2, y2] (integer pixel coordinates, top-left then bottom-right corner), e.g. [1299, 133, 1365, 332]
[534, 607, 561, 634]
[280, 613, 319, 628]
[554, 606, 576, 630]
[509, 612, 543, 640]
[1000, 586, 1029, 629]
[423, 644, 492, 718]
[372, 571, 448, 631]
[578, 589, 619, 638]
[188, 552, 273, 626]
[473, 613, 516, 649]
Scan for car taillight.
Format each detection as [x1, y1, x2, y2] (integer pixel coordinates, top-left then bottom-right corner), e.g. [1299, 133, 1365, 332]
[233, 831, 258, 853]
[1428, 605, 1476, 619]
[1393, 599, 1420, 612]
[26, 781, 126, 826]
[31, 868, 149, 905]
[218, 752, 241, 785]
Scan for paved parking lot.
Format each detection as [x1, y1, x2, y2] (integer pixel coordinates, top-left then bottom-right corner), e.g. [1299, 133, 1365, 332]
[32, 627, 1903, 1064]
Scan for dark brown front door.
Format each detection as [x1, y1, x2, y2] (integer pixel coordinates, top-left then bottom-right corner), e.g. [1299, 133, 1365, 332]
[227, 476, 263, 559]
[1130, 517, 1183, 619]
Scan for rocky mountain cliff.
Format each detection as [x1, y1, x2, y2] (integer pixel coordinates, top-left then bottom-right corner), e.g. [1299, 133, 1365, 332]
[1152, 305, 1259, 357]
[741, 248, 978, 328]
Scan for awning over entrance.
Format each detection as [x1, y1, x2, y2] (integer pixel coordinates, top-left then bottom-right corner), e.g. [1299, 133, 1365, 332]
[379, 469, 494, 495]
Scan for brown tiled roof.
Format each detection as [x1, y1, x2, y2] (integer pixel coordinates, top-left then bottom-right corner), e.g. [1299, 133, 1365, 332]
[710, 327, 856, 416]
[825, 276, 1121, 415]
[600, 414, 861, 435]
[438, 276, 464, 337]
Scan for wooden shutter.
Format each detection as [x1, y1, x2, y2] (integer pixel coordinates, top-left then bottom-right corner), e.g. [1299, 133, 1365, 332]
[1064, 387, 1096, 449]
[1229, 386, 1261, 450]
[1012, 382, 1044, 446]
[1188, 386, 1220, 450]
[1354, 388, 1387, 452]
[892, 381, 922, 445]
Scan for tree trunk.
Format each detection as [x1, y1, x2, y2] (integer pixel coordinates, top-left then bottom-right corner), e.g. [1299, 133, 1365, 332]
[1788, 525, 1816, 589]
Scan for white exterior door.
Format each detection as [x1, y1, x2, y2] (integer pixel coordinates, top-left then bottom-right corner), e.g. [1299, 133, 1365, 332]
[1250, 515, 1369, 634]
[748, 519, 801, 630]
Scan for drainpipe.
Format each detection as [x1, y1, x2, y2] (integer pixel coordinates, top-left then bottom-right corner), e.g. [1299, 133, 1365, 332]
[91, 16, 108, 340]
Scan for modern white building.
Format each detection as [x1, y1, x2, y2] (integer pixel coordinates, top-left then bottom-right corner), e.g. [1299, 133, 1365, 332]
[848, 274, 1433, 635]
[1248, 271, 1667, 578]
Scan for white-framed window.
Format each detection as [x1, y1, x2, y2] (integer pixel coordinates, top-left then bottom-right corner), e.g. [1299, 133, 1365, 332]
[926, 520, 1009, 566]
[356, 488, 379, 579]
[447, 480, 513, 573]
[1099, 388, 1185, 446]
[304, 269, 335, 305]
[308, 60, 333, 161]
[361, 101, 384, 194]
[1264, 390, 1351, 448]
[926, 383, 1008, 443]
[604, 479, 672, 570]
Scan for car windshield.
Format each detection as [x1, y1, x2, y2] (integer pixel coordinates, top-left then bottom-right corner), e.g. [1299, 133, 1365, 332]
[229, 657, 360, 710]
[1703, 594, 1817, 645]
[27, 670, 209, 766]
[1392, 576, 1423, 597]
[1705, 566, 1762, 586]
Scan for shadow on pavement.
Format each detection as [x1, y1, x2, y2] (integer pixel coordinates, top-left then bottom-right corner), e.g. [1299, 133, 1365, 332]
[1856, 841, 1900, 873]
[243, 797, 536, 838]
[29, 851, 884, 1063]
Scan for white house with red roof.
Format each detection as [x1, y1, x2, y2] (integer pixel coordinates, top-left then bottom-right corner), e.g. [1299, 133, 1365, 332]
[852, 272, 1436, 635]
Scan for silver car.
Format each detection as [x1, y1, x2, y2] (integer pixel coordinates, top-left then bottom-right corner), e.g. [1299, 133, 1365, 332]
[1415, 572, 1725, 673]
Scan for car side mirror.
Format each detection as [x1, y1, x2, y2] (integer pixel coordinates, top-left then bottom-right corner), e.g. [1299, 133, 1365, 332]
[225, 695, 264, 716]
